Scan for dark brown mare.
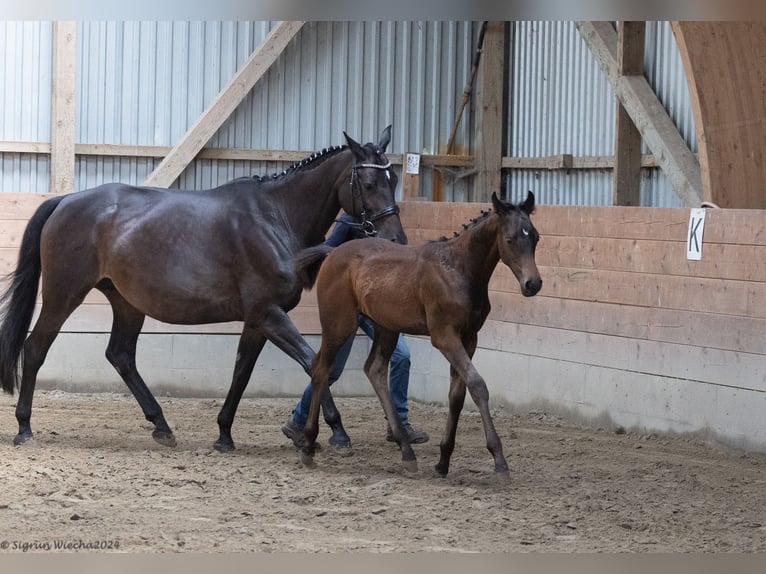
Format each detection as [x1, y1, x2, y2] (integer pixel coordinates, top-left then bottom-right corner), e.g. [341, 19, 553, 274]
[0, 126, 406, 452]
[295, 191, 542, 476]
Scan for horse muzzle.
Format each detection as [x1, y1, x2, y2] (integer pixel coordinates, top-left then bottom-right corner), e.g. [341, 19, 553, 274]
[520, 276, 542, 297]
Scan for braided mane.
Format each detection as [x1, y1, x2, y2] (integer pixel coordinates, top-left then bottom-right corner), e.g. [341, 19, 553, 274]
[433, 207, 494, 242]
[252, 145, 349, 183]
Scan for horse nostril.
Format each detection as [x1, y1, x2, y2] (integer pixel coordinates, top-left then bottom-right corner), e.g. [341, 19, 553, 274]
[524, 278, 542, 295]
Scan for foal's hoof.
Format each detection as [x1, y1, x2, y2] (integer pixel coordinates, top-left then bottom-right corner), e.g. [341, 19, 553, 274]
[493, 469, 512, 481]
[300, 451, 316, 469]
[401, 459, 418, 474]
[152, 430, 177, 448]
[13, 431, 34, 446]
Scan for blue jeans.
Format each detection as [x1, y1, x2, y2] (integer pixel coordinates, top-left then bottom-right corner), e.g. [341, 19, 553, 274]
[291, 315, 411, 428]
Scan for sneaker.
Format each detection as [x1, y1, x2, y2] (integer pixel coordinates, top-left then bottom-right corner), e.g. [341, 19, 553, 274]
[386, 422, 429, 444]
[281, 417, 305, 449]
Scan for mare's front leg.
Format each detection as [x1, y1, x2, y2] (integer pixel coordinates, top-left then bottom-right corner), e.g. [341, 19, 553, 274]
[102, 285, 175, 446]
[255, 305, 351, 446]
[433, 329, 509, 476]
[366, 329, 418, 473]
[214, 324, 267, 452]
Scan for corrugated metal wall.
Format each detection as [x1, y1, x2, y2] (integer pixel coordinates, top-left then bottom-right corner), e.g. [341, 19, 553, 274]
[506, 21, 696, 207]
[0, 21, 697, 206]
[0, 21, 52, 193]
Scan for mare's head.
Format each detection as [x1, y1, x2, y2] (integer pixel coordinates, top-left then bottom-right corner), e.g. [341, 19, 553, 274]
[340, 125, 408, 244]
[492, 191, 542, 297]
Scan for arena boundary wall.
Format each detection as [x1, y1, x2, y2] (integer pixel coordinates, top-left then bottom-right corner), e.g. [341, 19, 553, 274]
[2, 194, 765, 452]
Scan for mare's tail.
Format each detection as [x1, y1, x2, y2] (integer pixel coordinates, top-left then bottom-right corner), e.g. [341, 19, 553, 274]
[294, 244, 333, 291]
[0, 195, 66, 394]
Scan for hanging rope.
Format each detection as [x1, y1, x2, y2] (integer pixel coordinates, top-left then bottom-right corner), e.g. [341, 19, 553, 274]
[446, 21, 489, 155]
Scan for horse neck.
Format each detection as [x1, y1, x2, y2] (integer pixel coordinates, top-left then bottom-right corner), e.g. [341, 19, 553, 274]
[448, 215, 501, 285]
[263, 150, 351, 248]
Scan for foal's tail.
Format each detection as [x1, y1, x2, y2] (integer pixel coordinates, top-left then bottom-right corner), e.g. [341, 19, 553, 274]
[294, 244, 334, 291]
[0, 195, 66, 395]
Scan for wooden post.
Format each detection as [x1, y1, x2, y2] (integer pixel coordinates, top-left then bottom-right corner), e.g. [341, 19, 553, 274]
[613, 22, 646, 206]
[402, 153, 421, 200]
[144, 21, 304, 188]
[50, 21, 77, 195]
[576, 21, 702, 207]
[612, 22, 646, 206]
[474, 21, 505, 203]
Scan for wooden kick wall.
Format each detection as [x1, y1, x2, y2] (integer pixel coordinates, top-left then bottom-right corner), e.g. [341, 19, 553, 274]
[1, 194, 765, 452]
[397, 200, 766, 453]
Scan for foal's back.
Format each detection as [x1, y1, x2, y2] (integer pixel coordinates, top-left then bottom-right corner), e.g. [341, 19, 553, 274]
[315, 237, 470, 337]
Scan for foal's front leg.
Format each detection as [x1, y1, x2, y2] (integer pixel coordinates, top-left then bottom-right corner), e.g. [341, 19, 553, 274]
[433, 330, 509, 475]
[434, 364, 466, 477]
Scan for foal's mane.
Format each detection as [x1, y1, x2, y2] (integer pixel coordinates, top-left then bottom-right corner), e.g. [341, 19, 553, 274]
[433, 207, 494, 243]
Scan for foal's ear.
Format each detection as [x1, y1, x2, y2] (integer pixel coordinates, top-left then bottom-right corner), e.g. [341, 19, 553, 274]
[378, 124, 392, 152]
[491, 191, 511, 215]
[519, 190, 536, 215]
[343, 131, 365, 160]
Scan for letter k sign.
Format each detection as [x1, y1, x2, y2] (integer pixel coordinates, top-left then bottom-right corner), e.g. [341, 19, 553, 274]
[687, 208, 706, 260]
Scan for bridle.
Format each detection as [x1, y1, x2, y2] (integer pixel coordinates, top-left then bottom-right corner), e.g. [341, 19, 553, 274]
[344, 158, 400, 237]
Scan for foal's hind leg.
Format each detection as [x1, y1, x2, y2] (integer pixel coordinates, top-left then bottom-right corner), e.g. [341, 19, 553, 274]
[100, 284, 175, 447]
[365, 328, 418, 472]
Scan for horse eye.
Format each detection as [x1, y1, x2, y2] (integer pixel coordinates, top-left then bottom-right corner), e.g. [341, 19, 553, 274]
[522, 228, 530, 237]
[385, 170, 391, 181]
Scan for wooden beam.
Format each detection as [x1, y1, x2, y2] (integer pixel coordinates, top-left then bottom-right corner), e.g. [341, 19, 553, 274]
[576, 21, 702, 207]
[673, 22, 766, 209]
[474, 21, 505, 203]
[613, 22, 645, 206]
[143, 21, 305, 188]
[50, 22, 77, 194]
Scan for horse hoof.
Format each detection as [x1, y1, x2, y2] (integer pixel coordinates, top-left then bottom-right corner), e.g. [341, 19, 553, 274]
[152, 430, 177, 448]
[401, 459, 418, 473]
[300, 451, 316, 469]
[329, 442, 353, 458]
[13, 432, 34, 446]
[433, 464, 448, 478]
[213, 439, 235, 453]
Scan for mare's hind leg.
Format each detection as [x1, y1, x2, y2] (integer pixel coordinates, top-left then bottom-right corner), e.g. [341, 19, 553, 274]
[100, 283, 175, 446]
[214, 324, 266, 452]
[15, 327, 62, 445]
[14, 293, 90, 445]
[432, 329, 509, 476]
[365, 327, 418, 472]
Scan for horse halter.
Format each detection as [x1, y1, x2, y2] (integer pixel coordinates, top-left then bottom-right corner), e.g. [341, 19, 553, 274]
[346, 159, 400, 237]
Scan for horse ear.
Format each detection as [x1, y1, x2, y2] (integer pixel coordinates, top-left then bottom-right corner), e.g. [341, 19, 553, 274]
[378, 124, 392, 152]
[520, 190, 536, 215]
[491, 191, 511, 214]
[343, 131, 365, 160]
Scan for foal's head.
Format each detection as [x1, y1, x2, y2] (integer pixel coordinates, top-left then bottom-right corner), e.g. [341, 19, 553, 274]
[492, 191, 543, 297]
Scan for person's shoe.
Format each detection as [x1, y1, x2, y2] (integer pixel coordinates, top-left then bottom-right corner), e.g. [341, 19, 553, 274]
[386, 423, 429, 444]
[282, 416, 323, 451]
[281, 417, 305, 449]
